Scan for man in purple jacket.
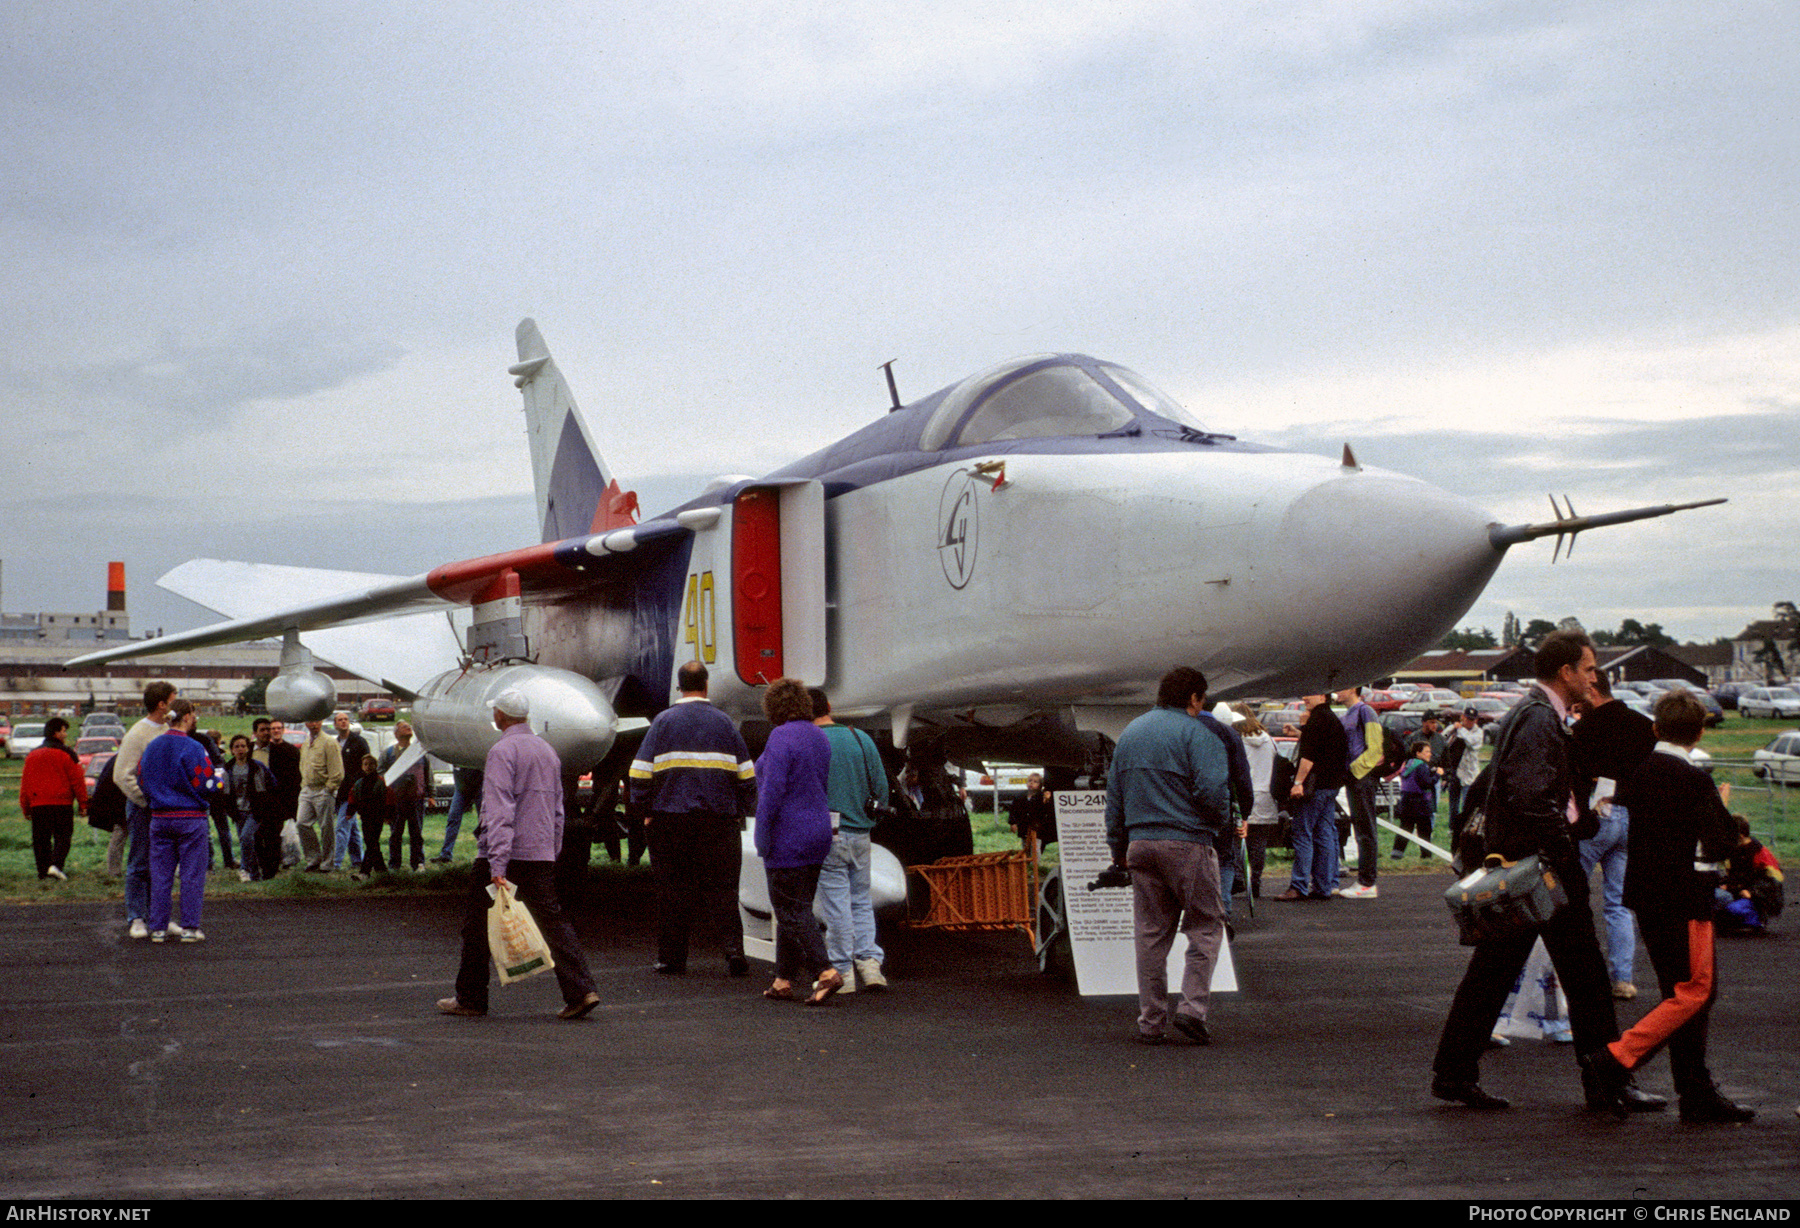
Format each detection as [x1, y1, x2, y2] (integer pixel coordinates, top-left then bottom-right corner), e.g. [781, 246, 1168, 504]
[439, 689, 599, 1020]
[139, 698, 221, 942]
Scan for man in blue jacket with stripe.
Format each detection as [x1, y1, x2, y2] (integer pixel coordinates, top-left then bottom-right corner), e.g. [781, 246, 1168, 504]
[629, 661, 759, 976]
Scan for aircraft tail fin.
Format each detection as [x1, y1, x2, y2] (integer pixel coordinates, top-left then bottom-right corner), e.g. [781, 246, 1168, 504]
[510, 319, 639, 544]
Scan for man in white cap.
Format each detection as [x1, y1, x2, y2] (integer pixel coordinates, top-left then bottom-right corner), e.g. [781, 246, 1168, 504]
[439, 688, 599, 1020]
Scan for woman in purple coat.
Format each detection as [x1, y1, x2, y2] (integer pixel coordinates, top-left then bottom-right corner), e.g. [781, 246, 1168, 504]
[754, 677, 842, 1004]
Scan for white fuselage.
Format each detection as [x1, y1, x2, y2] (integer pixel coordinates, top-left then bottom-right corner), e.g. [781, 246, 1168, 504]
[816, 449, 1503, 721]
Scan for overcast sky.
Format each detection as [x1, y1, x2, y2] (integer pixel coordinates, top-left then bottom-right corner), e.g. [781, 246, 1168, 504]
[3, 1, 1795, 648]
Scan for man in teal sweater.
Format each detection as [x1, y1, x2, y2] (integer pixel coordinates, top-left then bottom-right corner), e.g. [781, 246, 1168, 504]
[1106, 666, 1238, 1046]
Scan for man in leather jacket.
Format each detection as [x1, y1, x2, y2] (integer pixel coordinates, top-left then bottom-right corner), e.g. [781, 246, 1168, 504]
[1430, 630, 1659, 1114]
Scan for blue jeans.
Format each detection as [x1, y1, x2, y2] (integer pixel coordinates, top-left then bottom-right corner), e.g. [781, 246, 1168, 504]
[125, 801, 152, 922]
[815, 830, 883, 979]
[330, 800, 365, 869]
[1287, 791, 1338, 897]
[1215, 828, 1243, 917]
[1578, 803, 1634, 983]
[239, 815, 262, 880]
[441, 777, 477, 860]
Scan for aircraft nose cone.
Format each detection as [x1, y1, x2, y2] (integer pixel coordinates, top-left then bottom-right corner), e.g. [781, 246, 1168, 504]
[1274, 471, 1503, 684]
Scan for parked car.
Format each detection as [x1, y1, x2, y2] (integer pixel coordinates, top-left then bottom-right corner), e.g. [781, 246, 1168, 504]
[1409, 688, 1465, 708]
[1679, 688, 1726, 726]
[85, 751, 116, 799]
[1752, 731, 1800, 785]
[75, 734, 122, 772]
[1462, 697, 1510, 726]
[360, 697, 397, 722]
[1738, 687, 1800, 720]
[1260, 707, 1308, 735]
[1474, 690, 1524, 709]
[1379, 710, 1429, 743]
[962, 763, 1042, 808]
[6, 722, 48, 758]
[1398, 697, 1464, 719]
[425, 756, 457, 810]
[1712, 681, 1757, 711]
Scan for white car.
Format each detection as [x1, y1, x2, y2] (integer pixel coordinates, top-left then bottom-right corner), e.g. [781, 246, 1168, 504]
[1752, 731, 1800, 785]
[961, 763, 1044, 808]
[1738, 687, 1800, 720]
[6, 722, 47, 758]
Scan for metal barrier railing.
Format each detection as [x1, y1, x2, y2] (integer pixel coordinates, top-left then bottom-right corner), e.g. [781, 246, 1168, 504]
[1699, 758, 1792, 860]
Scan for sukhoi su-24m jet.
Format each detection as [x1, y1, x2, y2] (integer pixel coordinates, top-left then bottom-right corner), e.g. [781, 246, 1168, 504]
[67, 320, 1721, 776]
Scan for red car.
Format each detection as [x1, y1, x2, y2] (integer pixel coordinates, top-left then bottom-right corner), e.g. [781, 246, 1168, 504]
[76, 734, 122, 772]
[360, 697, 397, 722]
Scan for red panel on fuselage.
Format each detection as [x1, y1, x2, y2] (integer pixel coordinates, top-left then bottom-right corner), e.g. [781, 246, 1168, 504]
[733, 487, 782, 685]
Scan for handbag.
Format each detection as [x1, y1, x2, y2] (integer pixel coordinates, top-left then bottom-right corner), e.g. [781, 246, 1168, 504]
[487, 882, 556, 984]
[1443, 852, 1568, 946]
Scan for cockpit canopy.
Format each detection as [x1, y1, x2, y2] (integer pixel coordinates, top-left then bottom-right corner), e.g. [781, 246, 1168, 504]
[918, 355, 1207, 452]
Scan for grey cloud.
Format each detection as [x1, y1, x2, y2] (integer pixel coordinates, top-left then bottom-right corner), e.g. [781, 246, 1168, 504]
[5, 322, 404, 423]
[1261, 406, 1798, 505]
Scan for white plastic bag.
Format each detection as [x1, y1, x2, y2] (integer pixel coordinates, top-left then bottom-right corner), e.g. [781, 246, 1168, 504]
[488, 882, 555, 984]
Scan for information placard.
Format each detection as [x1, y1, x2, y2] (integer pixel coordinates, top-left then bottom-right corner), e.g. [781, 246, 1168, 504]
[1054, 790, 1236, 998]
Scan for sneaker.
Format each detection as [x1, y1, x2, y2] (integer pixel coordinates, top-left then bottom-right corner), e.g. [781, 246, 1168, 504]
[167, 921, 184, 938]
[1611, 980, 1637, 1001]
[128, 918, 148, 940]
[237, 868, 253, 883]
[1544, 1021, 1574, 1044]
[855, 958, 888, 991]
[1340, 883, 1379, 899]
[150, 931, 167, 944]
[46, 866, 67, 881]
[180, 928, 205, 943]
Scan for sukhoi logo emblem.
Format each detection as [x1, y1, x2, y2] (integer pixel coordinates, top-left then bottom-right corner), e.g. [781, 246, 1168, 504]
[937, 470, 979, 589]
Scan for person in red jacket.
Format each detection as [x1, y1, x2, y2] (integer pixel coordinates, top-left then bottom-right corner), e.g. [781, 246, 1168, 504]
[20, 717, 88, 881]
